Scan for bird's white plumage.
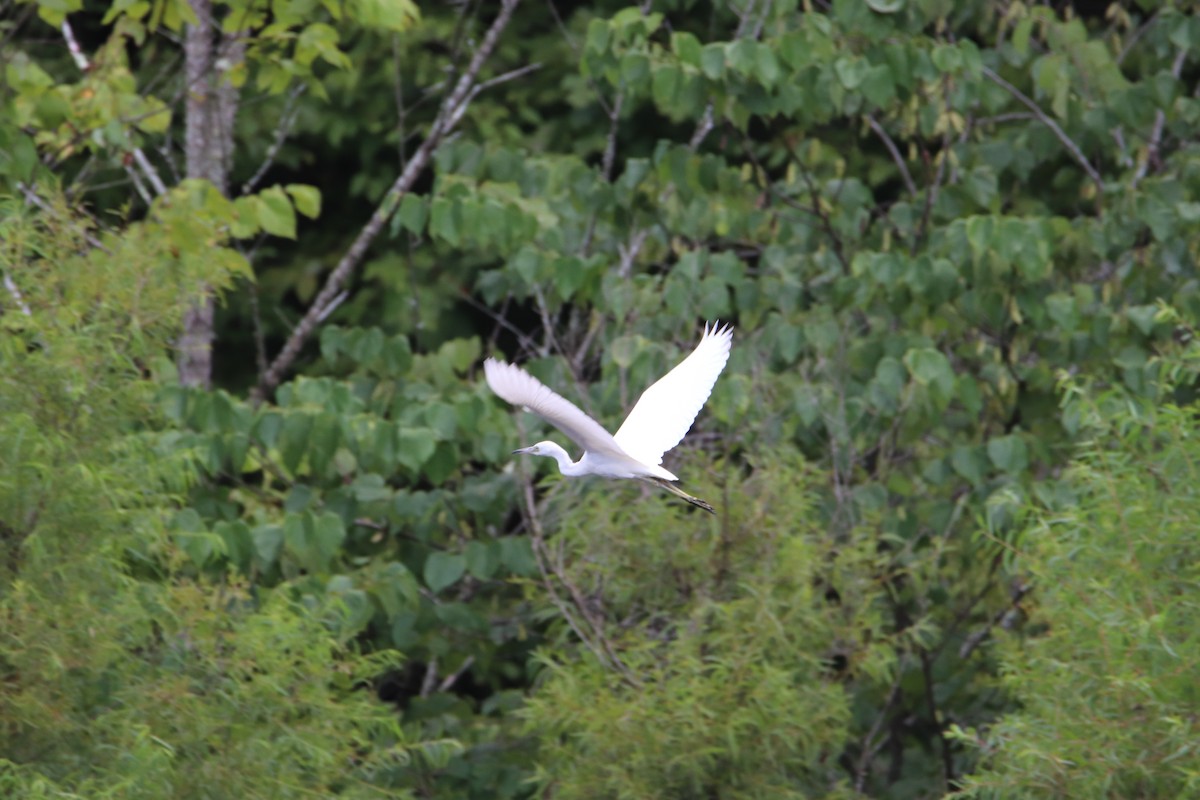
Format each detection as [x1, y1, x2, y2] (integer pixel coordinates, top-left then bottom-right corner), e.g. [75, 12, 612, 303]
[612, 322, 733, 467]
[482, 358, 628, 461]
[483, 322, 733, 490]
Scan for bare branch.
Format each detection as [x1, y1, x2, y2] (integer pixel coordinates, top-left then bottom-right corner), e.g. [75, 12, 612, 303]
[855, 664, 904, 793]
[467, 62, 542, 100]
[124, 162, 154, 206]
[981, 65, 1104, 195]
[1133, 47, 1187, 188]
[257, 0, 524, 397]
[867, 114, 917, 199]
[314, 290, 349, 323]
[616, 229, 649, 280]
[419, 656, 439, 698]
[959, 579, 1031, 659]
[688, 104, 715, 150]
[131, 144, 169, 197]
[3, 273, 32, 317]
[62, 19, 169, 198]
[242, 83, 307, 195]
[249, 280, 269, 379]
[60, 18, 89, 71]
[437, 655, 476, 693]
[16, 181, 110, 253]
[579, 90, 625, 256]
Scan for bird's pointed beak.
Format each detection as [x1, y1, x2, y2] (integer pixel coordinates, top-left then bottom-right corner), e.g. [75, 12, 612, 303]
[512, 446, 533, 455]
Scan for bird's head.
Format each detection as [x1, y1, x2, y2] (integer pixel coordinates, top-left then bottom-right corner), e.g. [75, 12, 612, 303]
[512, 441, 557, 457]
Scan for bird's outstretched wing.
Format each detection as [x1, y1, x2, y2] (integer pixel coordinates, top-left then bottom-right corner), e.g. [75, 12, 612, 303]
[484, 358, 628, 458]
[612, 322, 733, 466]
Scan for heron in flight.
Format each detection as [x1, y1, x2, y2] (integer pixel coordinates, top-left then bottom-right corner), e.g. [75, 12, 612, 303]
[483, 322, 733, 513]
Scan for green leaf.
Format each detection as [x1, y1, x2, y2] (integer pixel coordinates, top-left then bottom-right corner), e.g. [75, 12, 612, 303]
[397, 193, 427, 235]
[903, 348, 954, 396]
[1126, 305, 1159, 336]
[931, 44, 962, 73]
[672, 32, 703, 67]
[700, 44, 726, 79]
[465, 540, 499, 580]
[230, 196, 260, 238]
[499, 536, 536, 576]
[866, 0, 904, 12]
[257, 186, 297, 239]
[424, 551, 466, 593]
[834, 57, 868, 89]
[252, 524, 284, 569]
[349, 0, 419, 32]
[278, 412, 313, 473]
[652, 65, 682, 110]
[286, 184, 322, 218]
[986, 435, 1028, 474]
[951, 445, 988, 487]
[313, 512, 346, 561]
[753, 43, 781, 87]
[396, 427, 437, 473]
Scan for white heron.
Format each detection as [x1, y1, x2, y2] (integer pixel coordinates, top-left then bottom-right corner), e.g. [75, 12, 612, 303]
[483, 322, 733, 513]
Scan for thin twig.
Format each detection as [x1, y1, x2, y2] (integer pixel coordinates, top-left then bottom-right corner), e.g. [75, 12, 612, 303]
[855, 663, 904, 793]
[981, 65, 1103, 194]
[775, 137, 851, 273]
[437, 655, 476, 692]
[314, 290, 349, 323]
[249, 280, 268, 379]
[867, 114, 917, 198]
[1133, 47, 1187, 187]
[256, 0, 524, 397]
[959, 579, 1031, 659]
[63, 19, 168, 198]
[3, 273, 33, 317]
[419, 656, 439, 698]
[616, 229, 649, 280]
[132, 146, 169, 196]
[467, 62, 542, 101]
[16, 182, 110, 253]
[124, 163, 154, 206]
[920, 648, 956, 791]
[241, 83, 307, 195]
[60, 18, 89, 70]
[689, 104, 715, 150]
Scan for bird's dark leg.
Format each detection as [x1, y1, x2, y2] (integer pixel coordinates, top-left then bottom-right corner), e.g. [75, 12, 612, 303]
[641, 477, 716, 514]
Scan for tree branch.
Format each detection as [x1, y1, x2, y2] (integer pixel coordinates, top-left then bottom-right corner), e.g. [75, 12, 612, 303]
[3, 272, 32, 317]
[62, 19, 169, 198]
[242, 83, 306, 195]
[256, 0, 524, 397]
[867, 114, 917, 199]
[981, 65, 1103, 195]
[1133, 47, 1187, 188]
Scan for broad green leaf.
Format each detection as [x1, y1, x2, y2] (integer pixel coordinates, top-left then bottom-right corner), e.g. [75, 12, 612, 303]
[465, 540, 500, 580]
[286, 184, 322, 218]
[986, 435, 1028, 474]
[499, 536, 536, 576]
[424, 551, 466, 593]
[257, 186, 297, 238]
[397, 427, 438, 473]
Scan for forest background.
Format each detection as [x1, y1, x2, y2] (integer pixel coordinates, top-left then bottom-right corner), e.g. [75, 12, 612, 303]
[2, 0, 1198, 797]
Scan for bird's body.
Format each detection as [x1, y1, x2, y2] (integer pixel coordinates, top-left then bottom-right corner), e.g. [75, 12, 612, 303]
[483, 322, 733, 512]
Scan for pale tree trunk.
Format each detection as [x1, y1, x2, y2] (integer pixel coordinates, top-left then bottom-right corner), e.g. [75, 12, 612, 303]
[177, 0, 243, 388]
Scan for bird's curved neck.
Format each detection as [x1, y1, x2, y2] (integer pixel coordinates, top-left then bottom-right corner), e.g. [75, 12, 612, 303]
[543, 444, 585, 476]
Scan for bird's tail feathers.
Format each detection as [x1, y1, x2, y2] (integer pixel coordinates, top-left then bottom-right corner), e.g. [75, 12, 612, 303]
[642, 476, 716, 514]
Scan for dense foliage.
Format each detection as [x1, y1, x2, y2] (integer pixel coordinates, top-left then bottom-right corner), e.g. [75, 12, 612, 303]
[2, 0, 1198, 798]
